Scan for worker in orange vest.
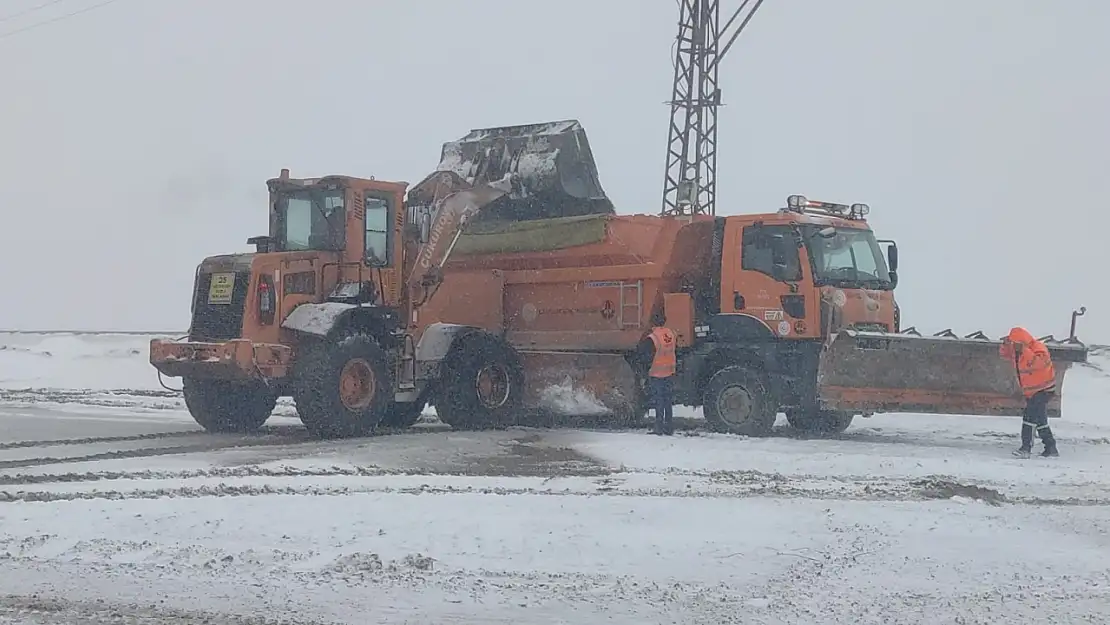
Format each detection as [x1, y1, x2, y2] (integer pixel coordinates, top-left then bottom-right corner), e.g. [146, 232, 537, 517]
[634, 309, 678, 435]
[999, 327, 1059, 458]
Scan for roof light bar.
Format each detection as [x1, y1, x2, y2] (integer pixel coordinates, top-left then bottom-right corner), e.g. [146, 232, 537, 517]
[784, 195, 871, 220]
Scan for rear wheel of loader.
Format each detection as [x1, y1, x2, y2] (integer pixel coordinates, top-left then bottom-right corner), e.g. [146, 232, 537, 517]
[786, 409, 854, 435]
[293, 334, 393, 439]
[702, 366, 776, 437]
[436, 336, 524, 430]
[380, 401, 425, 429]
[182, 378, 277, 434]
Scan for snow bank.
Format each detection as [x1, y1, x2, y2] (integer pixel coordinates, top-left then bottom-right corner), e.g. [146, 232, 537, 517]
[0, 332, 176, 391]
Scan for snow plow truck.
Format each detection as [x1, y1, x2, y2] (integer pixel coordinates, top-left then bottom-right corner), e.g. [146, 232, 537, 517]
[149, 119, 1089, 438]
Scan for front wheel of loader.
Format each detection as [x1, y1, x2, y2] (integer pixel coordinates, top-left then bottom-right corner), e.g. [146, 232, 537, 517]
[435, 335, 524, 430]
[182, 378, 277, 434]
[293, 334, 393, 439]
[702, 366, 776, 437]
[787, 409, 854, 435]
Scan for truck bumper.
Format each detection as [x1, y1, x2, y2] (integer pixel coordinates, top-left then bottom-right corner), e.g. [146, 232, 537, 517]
[149, 338, 293, 381]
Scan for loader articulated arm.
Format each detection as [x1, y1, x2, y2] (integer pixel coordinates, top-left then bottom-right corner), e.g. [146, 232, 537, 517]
[405, 171, 514, 308]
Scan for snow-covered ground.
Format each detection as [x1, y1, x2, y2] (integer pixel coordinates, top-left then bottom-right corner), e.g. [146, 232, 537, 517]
[1, 332, 1109, 624]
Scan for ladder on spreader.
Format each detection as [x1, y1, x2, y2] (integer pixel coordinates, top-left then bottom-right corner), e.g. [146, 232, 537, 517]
[619, 280, 643, 329]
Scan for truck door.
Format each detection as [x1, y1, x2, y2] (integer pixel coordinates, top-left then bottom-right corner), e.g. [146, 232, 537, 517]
[729, 224, 806, 339]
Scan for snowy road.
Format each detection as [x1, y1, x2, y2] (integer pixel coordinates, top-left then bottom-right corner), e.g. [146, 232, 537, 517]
[1, 333, 1109, 624]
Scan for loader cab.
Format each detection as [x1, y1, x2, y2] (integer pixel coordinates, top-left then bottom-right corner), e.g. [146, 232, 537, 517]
[717, 195, 899, 341]
[254, 170, 409, 309]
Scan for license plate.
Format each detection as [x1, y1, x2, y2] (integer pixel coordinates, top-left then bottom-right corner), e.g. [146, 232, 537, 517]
[207, 272, 235, 305]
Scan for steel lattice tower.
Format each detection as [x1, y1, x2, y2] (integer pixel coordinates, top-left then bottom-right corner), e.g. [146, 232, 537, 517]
[661, 0, 766, 216]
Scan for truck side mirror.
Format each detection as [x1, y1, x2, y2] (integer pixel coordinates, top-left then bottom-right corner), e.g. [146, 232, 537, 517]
[877, 239, 898, 287]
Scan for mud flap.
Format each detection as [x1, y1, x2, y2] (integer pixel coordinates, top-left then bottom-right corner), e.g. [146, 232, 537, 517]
[816, 329, 1089, 418]
[434, 120, 614, 223]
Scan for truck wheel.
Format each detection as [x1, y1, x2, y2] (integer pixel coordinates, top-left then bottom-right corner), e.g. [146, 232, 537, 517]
[293, 334, 393, 439]
[381, 401, 425, 429]
[702, 366, 776, 437]
[787, 409, 854, 435]
[436, 335, 524, 430]
[182, 378, 276, 434]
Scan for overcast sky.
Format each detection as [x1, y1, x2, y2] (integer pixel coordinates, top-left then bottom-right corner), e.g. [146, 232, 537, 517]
[1, 0, 1106, 343]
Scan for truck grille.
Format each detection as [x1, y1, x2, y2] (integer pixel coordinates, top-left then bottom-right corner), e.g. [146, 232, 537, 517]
[189, 271, 251, 341]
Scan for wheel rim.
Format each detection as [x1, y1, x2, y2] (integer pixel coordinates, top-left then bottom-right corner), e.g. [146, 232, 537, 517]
[475, 364, 512, 410]
[339, 358, 376, 410]
[716, 385, 754, 426]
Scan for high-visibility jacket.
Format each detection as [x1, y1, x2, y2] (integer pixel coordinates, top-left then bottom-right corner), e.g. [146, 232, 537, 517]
[648, 326, 677, 378]
[999, 326, 1056, 398]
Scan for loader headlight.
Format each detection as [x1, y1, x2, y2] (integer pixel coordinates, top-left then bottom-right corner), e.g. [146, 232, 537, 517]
[850, 203, 870, 217]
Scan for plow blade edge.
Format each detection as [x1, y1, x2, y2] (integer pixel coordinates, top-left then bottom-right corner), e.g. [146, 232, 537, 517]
[816, 330, 1088, 418]
[434, 119, 614, 223]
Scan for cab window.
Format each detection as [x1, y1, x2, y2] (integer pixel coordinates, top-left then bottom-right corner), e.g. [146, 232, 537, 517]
[364, 195, 392, 267]
[741, 224, 802, 281]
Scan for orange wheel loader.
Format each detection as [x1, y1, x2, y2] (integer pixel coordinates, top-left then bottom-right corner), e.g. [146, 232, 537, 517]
[150, 120, 1089, 438]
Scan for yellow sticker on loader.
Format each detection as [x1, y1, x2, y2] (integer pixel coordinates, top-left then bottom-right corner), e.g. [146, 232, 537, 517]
[208, 272, 235, 305]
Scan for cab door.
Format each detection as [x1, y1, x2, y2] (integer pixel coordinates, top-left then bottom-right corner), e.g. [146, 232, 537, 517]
[725, 223, 810, 339]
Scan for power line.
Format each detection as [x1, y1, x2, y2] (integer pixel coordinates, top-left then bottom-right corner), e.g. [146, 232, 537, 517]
[0, 0, 123, 41]
[0, 0, 70, 24]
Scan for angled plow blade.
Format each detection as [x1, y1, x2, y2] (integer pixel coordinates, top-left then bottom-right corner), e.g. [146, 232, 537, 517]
[816, 329, 1089, 418]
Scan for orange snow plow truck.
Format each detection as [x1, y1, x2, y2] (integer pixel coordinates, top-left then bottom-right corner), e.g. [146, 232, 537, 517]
[150, 120, 1089, 438]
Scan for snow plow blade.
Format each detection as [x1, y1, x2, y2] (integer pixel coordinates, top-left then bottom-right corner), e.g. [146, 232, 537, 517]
[816, 329, 1089, 418]
[434, 119, 614, 222]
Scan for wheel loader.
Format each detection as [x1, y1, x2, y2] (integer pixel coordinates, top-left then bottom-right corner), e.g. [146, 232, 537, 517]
[150, 119, 1089, 438]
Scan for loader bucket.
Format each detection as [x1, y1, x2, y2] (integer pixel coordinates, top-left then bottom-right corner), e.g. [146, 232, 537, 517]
[435, 119, 615, 223]
[816, 329, 1089, 419]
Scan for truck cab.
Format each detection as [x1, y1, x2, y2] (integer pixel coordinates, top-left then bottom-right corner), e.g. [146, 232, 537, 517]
[711, 194, 899, 344]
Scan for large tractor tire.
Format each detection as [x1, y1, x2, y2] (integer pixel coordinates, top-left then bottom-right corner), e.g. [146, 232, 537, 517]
[380, 401, 426, 429]
[293, 333, 393, 439]
[787, 409, 854, 435]
[182, 378, 277, 434]
[435, 334, 525, 430]
[702, 366, 777, 437]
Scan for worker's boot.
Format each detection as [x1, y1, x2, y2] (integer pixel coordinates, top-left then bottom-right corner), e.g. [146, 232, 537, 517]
[1013, 423, 1034, 458]
[1039, 428, 1059, 458]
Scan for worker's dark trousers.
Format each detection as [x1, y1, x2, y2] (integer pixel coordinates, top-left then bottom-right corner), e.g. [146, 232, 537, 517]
[1021, 390, 1057, 450]
[648, 376, 674, 434]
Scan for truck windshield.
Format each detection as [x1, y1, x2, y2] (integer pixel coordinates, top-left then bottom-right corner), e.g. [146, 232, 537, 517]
[803, 225, 892, 290]
[273, 188, 345, 252]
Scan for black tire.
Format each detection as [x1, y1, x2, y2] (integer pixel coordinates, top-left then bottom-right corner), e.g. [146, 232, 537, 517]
[787, 409, 854, 434]
[381, 401, 425, 429]
[182, 378, 276, 434]
[435, 334, 524, 430]
[293, 333, 393, 439]
[702, 366, 776, 436]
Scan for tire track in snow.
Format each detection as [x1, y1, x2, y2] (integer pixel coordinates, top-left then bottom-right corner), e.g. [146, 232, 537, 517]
[0, 425, 311, 452]
[0, 596, 333, 625]
[1, 469, 1107, 506]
